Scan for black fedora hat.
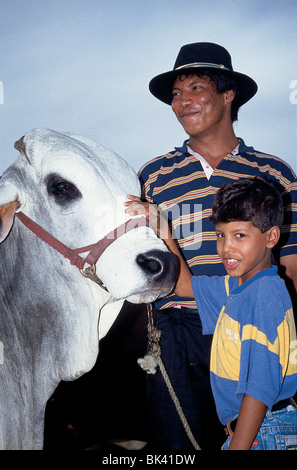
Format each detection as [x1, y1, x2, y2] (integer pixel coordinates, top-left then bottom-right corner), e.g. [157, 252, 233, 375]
[149, 42, 257, 106]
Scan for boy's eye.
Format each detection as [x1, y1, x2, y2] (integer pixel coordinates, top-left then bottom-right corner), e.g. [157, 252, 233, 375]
[216, 232, 224, 238]
[236, 233, 245, 238]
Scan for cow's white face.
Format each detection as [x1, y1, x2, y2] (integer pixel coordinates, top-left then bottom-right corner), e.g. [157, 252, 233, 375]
[0, 128, 177, 304]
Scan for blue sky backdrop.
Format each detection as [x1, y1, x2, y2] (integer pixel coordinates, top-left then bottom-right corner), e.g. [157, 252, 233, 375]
[0, 0, 296, 174]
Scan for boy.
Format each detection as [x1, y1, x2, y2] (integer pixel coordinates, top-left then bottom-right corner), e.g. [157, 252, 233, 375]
[125, 177, 297, 450]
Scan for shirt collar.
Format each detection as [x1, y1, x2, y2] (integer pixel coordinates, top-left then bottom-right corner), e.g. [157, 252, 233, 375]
[175, 138, 254, 155]
[184, 141, 241, 180]
[231, 266, 279, 295]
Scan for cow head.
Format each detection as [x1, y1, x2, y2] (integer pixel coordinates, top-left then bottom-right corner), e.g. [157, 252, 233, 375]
[0, 128, 177, 304]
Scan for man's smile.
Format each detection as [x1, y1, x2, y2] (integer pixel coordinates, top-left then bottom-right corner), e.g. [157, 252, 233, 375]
[179, 108, 202, 119]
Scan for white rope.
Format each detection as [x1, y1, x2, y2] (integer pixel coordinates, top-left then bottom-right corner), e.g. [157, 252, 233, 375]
[138, 305, 201, 451]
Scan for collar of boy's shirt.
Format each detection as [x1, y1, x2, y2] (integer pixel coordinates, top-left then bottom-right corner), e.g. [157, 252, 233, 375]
[187, 143, 240, 180]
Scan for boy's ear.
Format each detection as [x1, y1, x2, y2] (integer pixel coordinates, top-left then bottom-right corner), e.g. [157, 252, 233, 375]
[267, 226, 281, 248]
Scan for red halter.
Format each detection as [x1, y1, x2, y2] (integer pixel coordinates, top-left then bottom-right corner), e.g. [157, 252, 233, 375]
[16, 211, 149, 271]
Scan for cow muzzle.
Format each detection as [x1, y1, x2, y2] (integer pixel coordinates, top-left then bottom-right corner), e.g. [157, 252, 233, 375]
[15, 212, 177, 297]
[136, 249, 176, 283]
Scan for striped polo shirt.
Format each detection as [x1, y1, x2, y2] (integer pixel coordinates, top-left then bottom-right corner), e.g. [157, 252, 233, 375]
[139, 139, 297, 310]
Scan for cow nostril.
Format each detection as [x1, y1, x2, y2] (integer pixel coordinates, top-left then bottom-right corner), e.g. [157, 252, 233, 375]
[136, 249, 177, 283]
[136, 253, 163, 276]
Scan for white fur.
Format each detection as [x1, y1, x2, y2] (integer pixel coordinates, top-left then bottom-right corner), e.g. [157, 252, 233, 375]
[0, 128, 176, 449]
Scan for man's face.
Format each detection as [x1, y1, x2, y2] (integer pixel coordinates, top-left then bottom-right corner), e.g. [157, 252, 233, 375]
[171, 75, 232, 139]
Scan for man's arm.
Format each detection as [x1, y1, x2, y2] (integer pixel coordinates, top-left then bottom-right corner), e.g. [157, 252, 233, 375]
[125, 195, 194, 298]
[228, 394, 267, 450]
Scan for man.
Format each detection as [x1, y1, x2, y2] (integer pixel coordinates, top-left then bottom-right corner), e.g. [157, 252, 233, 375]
[137, 42, 297, 450]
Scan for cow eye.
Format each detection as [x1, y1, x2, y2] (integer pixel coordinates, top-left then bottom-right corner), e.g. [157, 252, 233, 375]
[54, 182, 71, 193]
[46, 174, 82, 205]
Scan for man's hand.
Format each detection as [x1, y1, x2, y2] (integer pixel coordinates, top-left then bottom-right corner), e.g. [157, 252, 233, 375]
[125, 195, 194, 298]
[124, 195, 171, 240]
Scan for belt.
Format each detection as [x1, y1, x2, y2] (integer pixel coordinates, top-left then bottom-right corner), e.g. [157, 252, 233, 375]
[225, 397, 296, 440]
[271, 397, 296, 412]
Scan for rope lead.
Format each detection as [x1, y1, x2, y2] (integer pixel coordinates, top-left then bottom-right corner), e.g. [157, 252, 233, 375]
[137, 304, 201, 451]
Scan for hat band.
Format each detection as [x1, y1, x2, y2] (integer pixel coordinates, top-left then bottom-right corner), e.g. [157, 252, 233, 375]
[175, 62, 230, 71]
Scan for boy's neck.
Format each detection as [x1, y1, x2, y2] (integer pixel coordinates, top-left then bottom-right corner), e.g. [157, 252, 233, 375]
[237, 262, 272, 286]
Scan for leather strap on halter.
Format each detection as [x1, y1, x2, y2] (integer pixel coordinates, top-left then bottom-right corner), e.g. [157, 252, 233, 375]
[16, 211, 149, 271]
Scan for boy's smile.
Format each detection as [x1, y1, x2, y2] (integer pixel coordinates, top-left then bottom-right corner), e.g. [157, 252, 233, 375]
[215, 220, 279, 285]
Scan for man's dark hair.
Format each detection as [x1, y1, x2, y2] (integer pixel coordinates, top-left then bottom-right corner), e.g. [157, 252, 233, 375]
[210, 177, 284, 232]
[178, 70, 240, 122]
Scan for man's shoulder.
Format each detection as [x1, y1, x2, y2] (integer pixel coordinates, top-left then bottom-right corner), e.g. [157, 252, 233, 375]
[235, 139, 297, 178]
[245, 147, 287, 163]
[138, 142, 188, 177]
[138, 149, 179, 171]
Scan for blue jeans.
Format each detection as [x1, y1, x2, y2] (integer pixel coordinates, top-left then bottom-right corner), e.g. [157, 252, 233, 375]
[221, 404, 297, 450]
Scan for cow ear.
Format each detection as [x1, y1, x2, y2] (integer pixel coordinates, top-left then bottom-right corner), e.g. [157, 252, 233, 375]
[0, 201, 20, 243]
[14, 135, 26, 154]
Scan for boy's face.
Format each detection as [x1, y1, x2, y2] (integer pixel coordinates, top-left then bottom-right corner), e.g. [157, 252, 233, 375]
[215, 220, 280, 285]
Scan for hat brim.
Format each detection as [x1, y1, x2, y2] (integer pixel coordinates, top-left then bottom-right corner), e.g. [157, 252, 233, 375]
[149, 66, 257, 107]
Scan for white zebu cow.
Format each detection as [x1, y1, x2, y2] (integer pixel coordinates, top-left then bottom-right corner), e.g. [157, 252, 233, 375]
[0, 128, 177, 450]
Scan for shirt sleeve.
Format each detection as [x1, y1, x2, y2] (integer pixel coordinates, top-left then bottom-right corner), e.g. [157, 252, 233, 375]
[191, 275, 229, 335]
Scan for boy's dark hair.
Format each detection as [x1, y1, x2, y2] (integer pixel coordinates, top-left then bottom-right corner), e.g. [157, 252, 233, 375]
[179, 70, 240, 122]
[210, 177, 284, 232]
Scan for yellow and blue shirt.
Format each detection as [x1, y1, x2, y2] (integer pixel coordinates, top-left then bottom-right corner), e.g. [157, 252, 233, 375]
[192, 266, 297, 425]
[139, 139, 297, 310]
